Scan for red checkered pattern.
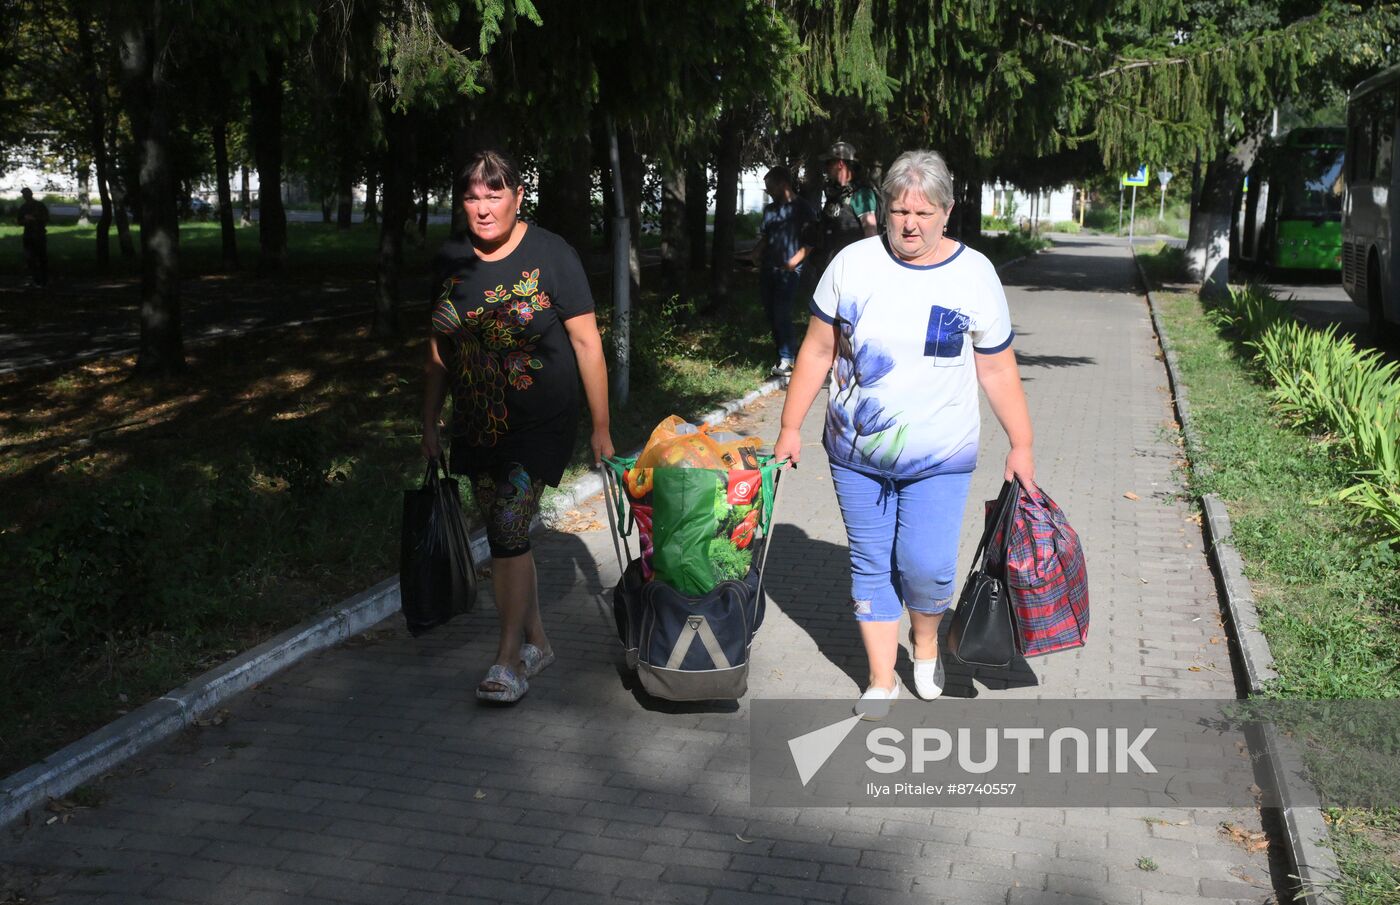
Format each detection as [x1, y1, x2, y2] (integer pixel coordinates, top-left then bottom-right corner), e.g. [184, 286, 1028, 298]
[987, 484, 1089, 657]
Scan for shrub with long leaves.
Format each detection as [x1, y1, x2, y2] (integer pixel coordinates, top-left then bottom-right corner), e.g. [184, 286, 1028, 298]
[1207, 282, 1295, 339]
[1205, 283, 1400, 543]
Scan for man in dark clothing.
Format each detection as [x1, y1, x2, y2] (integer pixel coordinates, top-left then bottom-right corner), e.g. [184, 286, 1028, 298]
[16, 188, 49, 287]
[750, 166, 818, 376]
[820, 141, 879, 260]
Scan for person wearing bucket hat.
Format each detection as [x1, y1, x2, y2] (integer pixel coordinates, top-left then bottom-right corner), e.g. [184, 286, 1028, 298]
[820, 141, 879, 259]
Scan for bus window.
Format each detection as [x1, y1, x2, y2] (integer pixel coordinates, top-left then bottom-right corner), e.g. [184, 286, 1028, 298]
[1280, 146, 1346, 220]
[1376, 98, 1395, 181]
[1350, 104, 1373, 181]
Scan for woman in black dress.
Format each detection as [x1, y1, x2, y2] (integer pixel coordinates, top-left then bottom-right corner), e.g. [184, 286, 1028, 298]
[422, 150, 613, 704]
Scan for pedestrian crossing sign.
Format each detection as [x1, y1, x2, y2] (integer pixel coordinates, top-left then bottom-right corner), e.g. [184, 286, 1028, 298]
[1121, 166, 1148, 187]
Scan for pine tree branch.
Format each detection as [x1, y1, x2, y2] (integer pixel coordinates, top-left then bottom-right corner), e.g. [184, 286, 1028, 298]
[1016, 17, 1111, 61]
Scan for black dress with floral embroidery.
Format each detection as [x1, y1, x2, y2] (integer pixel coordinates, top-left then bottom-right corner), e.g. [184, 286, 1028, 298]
[431, 225, 595, 487]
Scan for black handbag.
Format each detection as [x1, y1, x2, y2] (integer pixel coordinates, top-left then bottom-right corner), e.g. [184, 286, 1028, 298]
[399, 457, 477, 636]
[947, 478, 1019, 668]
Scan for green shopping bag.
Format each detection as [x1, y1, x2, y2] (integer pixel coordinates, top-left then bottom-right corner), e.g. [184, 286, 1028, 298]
[650, 468, 726, 596]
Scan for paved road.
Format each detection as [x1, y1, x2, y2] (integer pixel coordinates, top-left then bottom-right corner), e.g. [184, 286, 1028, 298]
[0, 237, 1279, 904]
[1258, 273, 1367, 338]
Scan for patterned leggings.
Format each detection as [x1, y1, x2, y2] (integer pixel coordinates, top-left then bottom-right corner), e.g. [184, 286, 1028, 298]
[471, 464, 546, 559]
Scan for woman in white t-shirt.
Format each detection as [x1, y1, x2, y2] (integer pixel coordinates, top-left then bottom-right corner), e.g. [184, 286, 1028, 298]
[772, 150, 1035, 718]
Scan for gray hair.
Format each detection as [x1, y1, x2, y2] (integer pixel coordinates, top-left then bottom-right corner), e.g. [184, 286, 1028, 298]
[881, 150, 955, 210]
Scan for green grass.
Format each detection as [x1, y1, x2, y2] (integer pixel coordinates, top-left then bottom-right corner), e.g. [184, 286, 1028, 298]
[974, 230, 1051, 262]
[1139, 242, 1189, 286]
[1154, 290, 1400, 903]
[0, 219, 447, 282]
[1082, 198, 1188, 239]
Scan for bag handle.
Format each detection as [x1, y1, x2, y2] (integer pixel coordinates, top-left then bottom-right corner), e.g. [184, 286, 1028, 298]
[423, 455, 451, 487]
[754, 467, 784, 603]
[599, 460, 635, 576]
[970, 477, 1021, 570]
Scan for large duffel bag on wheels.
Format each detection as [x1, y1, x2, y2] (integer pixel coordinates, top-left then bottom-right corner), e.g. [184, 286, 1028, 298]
[603, 455, 782, 702]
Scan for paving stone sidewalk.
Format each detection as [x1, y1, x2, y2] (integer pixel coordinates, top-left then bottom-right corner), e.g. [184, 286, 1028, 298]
[2, 236, 1280, 905]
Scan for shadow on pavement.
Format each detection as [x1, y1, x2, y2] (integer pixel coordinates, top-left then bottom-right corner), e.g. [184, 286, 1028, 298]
[765, 526, 1037, 700]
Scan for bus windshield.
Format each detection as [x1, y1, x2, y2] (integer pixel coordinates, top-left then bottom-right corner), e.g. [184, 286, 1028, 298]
[1277, 146, 1345, 220]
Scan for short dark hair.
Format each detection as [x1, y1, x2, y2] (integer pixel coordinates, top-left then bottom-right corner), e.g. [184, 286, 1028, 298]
[20, 187, 32, 197]
[764, 166, 793, 188]
[455, 149, 522, 199]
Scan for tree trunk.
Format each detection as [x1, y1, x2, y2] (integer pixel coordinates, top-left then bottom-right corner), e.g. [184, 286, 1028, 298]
[709, 113, 741, 309]
[336, 166, 354, 229]
[111, 177, 135, 258]
[955, 175, 982, 242]
[621, 128, 643, 300]
[77, 164, 91, 225]
[212, 112, 238, 269]
[250, 51, 287, 271]
[685, 159, 708, 273]
[417, 176, 429, 238]
[74, 6, 113, 267]
[1187, 125, 1267, 297]
[118, 5, 183, 375]
[93, 167, 114, 267]
[373, 107, 414, 338]
[536, 131, 593, 253]
[364, 168, 378, 225]
[606, 115, 631, 406]
[660, 159, 688, 296]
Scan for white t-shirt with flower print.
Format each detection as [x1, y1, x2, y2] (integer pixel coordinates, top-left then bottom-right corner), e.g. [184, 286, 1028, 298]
[809, 235, 1014, 480]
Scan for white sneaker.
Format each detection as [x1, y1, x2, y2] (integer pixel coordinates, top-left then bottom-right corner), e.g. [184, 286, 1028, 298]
[770, 359, 794, 377]
[854, 676, 900, 720]
[913, 656, 945, 700]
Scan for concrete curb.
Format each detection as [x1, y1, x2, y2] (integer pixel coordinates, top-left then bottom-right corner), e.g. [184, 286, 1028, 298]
[0, 577, 400, 828]
[1130, 249, 1341, 905]
[1, 375, 786, 830]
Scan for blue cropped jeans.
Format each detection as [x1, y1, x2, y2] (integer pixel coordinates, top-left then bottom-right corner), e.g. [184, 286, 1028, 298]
[829, 461, 972, 622]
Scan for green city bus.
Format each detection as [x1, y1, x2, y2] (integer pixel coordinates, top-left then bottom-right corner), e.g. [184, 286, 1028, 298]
[1239, 126, 1346, 272]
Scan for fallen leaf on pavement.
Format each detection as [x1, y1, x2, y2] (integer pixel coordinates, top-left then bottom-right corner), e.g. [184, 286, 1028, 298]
[44, 798, 83, 813]
[1220, 821, 1269, 853]
[192, 708, 230, 728]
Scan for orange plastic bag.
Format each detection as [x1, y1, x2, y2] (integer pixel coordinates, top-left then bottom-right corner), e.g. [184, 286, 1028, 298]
[637, 432, 725, 470]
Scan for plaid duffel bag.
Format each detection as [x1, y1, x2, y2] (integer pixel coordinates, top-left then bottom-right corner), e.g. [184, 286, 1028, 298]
[986, 482, 1089, 657]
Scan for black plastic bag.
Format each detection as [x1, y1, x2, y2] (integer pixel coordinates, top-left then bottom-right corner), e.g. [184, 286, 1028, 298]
[399, 458, 477, 635]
